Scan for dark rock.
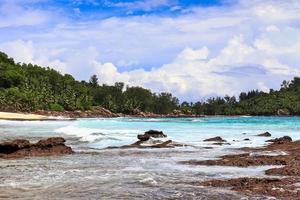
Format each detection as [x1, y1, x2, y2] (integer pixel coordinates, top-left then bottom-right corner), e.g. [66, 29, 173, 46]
[144, 130, 167, 138]
[266, 136, 292, 144]
[203, 136, 226, 142]
[115, 139, 179, 149]
[109, 130, 187, 149]
[151, 140, 173, 148]
[136, 130, 167, 142]
[0, 139, 30, 154]
[244, 138, 250, 141]
[137, 134, 150, 141]
[257, 132, 271, 137]
[212, 142, 231, 146]
[0, 137, 73, 158]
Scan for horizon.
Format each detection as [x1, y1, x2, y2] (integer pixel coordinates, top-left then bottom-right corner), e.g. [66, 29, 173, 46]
[1, 0, 300, 101]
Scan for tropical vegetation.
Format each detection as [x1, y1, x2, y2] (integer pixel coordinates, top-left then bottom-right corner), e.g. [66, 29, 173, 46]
[1, 51, 300, 115]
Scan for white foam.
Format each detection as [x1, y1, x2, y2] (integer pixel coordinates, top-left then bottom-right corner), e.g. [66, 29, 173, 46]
[55, 125, 140, 143]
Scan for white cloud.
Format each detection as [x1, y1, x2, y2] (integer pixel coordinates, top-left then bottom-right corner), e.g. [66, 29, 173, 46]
[266, 25, 280, 32]
[92, 35, 300, 101]
[0, 40, 68, 73]
[0, 1, 51, 28]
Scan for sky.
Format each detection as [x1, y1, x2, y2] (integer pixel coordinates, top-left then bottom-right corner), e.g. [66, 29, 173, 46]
[0, 0, 300, 101]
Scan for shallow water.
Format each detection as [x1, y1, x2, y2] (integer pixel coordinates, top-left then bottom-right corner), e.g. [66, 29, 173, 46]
[1, 116, 300, 199]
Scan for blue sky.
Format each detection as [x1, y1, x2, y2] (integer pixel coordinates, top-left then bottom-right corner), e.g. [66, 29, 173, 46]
[1, 0, 300, 101]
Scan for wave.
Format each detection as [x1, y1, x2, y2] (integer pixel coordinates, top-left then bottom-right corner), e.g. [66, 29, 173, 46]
[55, 125, 140, 143]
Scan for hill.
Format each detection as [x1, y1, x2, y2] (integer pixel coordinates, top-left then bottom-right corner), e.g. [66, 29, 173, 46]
[1, 51, 300, 115]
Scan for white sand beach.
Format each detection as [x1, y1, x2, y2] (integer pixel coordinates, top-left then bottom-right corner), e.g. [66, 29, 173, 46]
[0, 112, 49, 120]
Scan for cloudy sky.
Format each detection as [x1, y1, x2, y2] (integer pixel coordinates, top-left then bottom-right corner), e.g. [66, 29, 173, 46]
[0, 0, 300, 101]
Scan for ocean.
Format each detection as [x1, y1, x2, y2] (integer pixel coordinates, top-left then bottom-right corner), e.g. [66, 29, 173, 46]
[0, 116, 299, 199]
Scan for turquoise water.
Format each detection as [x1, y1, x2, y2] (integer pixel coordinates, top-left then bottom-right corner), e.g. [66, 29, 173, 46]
[0, 116, 300, 199]
[2, 116, 299, 149]
[59, 116, 300, 149]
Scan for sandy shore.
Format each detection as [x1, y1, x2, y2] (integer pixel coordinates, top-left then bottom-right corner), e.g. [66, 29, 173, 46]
[0, 112, 52, 120]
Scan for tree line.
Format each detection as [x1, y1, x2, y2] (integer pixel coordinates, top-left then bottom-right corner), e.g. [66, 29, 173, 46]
[1, 51, 300, 115]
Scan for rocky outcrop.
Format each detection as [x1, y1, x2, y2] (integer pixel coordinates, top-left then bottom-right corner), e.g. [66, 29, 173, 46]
[257, 132, 271, 137]
[203, 136, 226, 142]
[266, 136, 292, 144]
[35, 107, 205, 119]
[128, 109, 205, 118]
[201, 177, 300, 199]
[0, 137, 73, 158]
[107, 130, 186, 149]
[181, 153, 288, 167]
[137, 130, 167, 141]
[34, 107, 122, 118]
[181, 136, 300, 199]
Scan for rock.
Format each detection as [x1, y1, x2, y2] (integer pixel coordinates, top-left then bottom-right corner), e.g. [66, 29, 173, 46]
[116, 139, 179, 149]
[137, 134, 150, 141]
[266, 136, 292, 144]
[277, 109, 290, 116]
[200, 177, 300, 199]
[257, 132, 271, 137]
[108, 130, 186, 149]
[36, 137, 66, 147]
[203, 136, 226, 142]
[34, 107, 121, 118]
[136, 130, 167, 141]
[151, 140, 173, 148]
[144, 130, 167, 138]
[0, 139, 31, 154]
[212, 142, 231, 146]
[182, 137, 300, 199]
[0, 137, 73, 158]
[244, 138, 250, 141]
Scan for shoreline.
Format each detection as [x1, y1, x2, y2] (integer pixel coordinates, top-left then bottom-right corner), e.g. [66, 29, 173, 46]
[0, 112, 75, 121]
[0, 112, 50, 121]
[0, 110, 297, 121]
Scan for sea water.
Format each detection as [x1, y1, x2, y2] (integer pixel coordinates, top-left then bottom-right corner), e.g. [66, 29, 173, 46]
[0, 116, 299, 199]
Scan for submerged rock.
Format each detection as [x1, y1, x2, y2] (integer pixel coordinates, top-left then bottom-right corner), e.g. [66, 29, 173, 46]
[200, 177, 300, 199]
[0, 137, 73, 158]
[182, 137, 300, 199]
[257, 132, 271, 137]
[203, 136, 226, 142]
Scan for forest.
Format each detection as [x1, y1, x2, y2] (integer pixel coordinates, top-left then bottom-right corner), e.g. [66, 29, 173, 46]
[1, 51, 300, 115]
